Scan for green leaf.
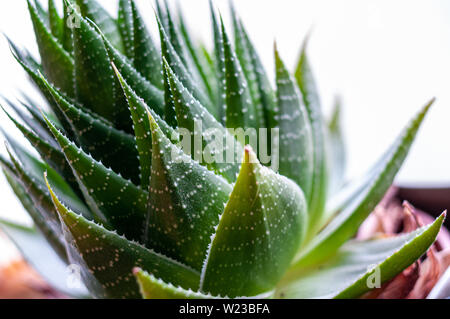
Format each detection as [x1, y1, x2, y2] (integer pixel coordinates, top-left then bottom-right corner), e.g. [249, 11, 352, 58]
[200, 146, 308, 298]
[19, 95, 62, 131]
[28, 0, 75, 97]
[230, 4, 265, 129]
[1, 167, 67, 263]
[113, 63, 179, 189]
[4, 135, 92, 222]
[0, 153, 16, 175]
[178, 6, 216, 106]
[44, 116, 149, 242]
[62, 0, 74, 53]
[162, 58, 178, 128]
[239, 18, 278, 156]
[145, 113, 233, 271]
[164, 60, 243, 183]
[157, 16, 214, 117]
[75, 0, 124, 52]
[295, 41, 328, 235]
[209, 1, 226, 124]
[131, 0, 163, 89]
[274, 46, 314, 200]
[118, 0, 134, 60]
[2, 151, 69, 262]
[1, 105, 80, 194]
[154, 0, 169, 33]
[10, 49, 75, 138]
[4, 98, 57, 149]
[293, 100, 434, 268]
[221, 18, 258, 131]
[34, 0, 49, 26]
[46, 179, 201, 299]
[162, 1, 209, 103]
[162, 1, 188, 68]
[99, 24, 165, 119]
[71, 4, 130, 130]
[41, 75, 141, 185]
[135, 268, 214, 299]
[6, 36, 42, 72]
[327, 98, 346, 196]
[48, 0, 64, 41]
[278, 213, 445, 298]
[18, 95, 53, 124]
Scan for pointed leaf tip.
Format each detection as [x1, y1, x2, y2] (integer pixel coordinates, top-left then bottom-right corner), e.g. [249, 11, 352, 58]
[200, 143, 308, 297]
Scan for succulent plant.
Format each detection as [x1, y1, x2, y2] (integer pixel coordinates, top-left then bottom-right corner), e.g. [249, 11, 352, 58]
[0, 0, 445, 299]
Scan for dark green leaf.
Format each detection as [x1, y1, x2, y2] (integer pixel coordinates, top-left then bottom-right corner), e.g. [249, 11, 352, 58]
[3, 148, 72, 261]
[4, 134, 91, 222]
[10, 55, 74, 137]
[239, 17, 278, 156]
[46, 179, 201, 299]
[28, 0, 75, 96]
[164, 60, 242, 182]
[146, 113, 232, 271]
[1, 168, 68, 264]
[71, 4, 130, 130]
[178, 7, 216, 106]
[19, 95, 62, 131]
[48, 0, 64, 41]
[162, 1, 188, 68]
[4, 98, 57, 148]
[157, 16, 214, 117]
[6, 36, 42, 72]
[45, 116, 149, 242]
[209, 0, 226, 124]
[295, 40, 328, 235]
[274, 46, 314, 200]
[163, 1, 209, 103]
[221, 18, 258, 131]
[200, 147, 308, 298]
[41, 75, 141, 185]
[62, 0, 74, 53]
[113, 63, 179, 189]
[162, 58, 178, 128]
[154, 0, 169, 32]
[131, 0, 163, 89]
[118, 0, 134, 60]
[1, 105, 79, 193]
[0, 153, 16, 175]
[99, 24, 165, 119]
[230, 4, 265, 129]
[75, 0, 124, 52]
[33, 0, 48, 25]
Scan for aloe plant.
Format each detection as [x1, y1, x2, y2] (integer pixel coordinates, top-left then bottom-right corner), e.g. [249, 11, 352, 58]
[0, 0, 445, 299]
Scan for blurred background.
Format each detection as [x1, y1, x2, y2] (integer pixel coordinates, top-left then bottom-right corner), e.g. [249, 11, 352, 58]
[0, 0, 449, 233]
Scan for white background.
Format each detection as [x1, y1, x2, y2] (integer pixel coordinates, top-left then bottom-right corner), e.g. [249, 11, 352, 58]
[0, 0, 449, 228]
